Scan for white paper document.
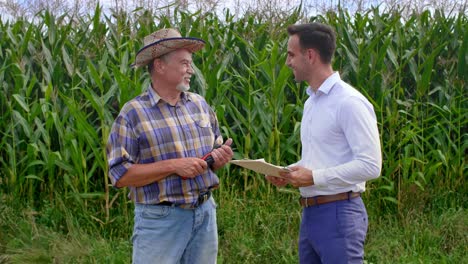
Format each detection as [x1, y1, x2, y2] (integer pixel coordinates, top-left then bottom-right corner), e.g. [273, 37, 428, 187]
[229, 158, 290, 177]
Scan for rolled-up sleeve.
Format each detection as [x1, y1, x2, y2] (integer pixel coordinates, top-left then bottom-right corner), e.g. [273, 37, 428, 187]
[106, 114, 138, 187]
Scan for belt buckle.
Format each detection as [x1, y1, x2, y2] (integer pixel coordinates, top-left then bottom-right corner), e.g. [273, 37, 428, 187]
[200, 192, 209, 203]
[195, 191, 210, 208]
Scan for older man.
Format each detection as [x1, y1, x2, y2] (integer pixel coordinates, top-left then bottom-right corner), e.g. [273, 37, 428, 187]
[107, 28, 233, 264]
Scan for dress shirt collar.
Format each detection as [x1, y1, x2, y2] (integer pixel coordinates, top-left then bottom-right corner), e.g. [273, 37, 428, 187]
[306, 72, 341, 97]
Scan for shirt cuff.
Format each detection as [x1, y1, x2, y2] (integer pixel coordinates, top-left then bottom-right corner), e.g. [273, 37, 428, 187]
[312, 169, 327, 187]
[109, 163, 131, 187]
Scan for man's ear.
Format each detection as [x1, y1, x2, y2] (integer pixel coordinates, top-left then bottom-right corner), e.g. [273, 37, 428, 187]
[306, 49, 317, 64]
[153, 58, 165, 74]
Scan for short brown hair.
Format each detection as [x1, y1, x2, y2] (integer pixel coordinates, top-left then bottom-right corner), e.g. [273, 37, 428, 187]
[287, 23, 336, 64]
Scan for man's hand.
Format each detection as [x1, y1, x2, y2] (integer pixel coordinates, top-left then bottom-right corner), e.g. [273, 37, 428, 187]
[210, 138, 234, 170]
[265, 175, 289, 187]
[174, 158, 208, 179]
[279, 166, 314, 188]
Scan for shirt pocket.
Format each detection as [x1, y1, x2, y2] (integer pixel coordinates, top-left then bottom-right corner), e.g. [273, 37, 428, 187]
[194, 113, 214, 139]
[188, 113, 214, 155]
[194, 114, 212, 128]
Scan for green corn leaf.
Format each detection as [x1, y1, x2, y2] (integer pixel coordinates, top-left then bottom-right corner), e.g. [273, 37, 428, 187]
[12, 94, 30, 113]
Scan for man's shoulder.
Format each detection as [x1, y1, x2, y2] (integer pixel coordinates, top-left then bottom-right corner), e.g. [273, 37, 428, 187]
[186, 92, 207, 102]
[328, 82, 372, 111]
[334, 81, 367, 100]
[119, 92, 150, 114]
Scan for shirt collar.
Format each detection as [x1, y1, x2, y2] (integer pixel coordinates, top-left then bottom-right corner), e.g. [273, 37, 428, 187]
[306, 72, 341, 97]
[147, 85, 191, 107]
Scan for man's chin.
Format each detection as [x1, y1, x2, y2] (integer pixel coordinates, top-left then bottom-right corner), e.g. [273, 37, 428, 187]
[176, 84, 190, 92]
[292, 73, 302, 83]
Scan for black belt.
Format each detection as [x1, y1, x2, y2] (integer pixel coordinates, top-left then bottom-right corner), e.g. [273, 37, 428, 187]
[156, 191, 211, 209]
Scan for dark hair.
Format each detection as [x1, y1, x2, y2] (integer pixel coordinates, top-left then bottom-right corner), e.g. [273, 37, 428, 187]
[148, 59, 155, 74]
[287, 23, 336, 64]
[148, 53, 171, 74]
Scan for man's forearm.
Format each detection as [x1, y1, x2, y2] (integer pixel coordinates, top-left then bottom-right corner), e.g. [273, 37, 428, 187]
[115, 160, 177, 188]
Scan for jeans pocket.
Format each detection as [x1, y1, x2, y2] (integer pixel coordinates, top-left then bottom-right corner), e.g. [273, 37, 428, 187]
[134, 205, 173, 233]
[140, 205, 171, 219]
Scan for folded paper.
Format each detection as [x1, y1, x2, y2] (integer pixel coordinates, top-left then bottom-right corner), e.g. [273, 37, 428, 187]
[229, 159, 290, 177]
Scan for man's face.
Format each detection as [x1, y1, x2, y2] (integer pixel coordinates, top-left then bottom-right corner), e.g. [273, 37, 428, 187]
[159, 49, 194, 92]
[286, 35, 309, 83]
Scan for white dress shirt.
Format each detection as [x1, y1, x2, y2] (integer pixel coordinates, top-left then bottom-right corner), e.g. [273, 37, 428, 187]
[297, 72, 382, 197]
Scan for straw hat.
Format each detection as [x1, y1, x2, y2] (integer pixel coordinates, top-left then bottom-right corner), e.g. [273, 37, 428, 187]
[132, 28, 205, 68]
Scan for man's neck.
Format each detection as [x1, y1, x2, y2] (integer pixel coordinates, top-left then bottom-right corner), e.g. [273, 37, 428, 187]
[151, 82, 182, 106]
[307, 65, 334, 92]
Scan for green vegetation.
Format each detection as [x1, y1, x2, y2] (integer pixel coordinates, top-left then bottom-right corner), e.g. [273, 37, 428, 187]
[0, 5, 466, 263]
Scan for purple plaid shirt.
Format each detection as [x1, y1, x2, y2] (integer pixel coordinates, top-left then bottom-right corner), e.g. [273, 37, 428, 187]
[106, 86, 222, 206]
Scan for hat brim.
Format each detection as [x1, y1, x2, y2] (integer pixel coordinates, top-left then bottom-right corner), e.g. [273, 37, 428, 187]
[132, 37, 205, 68]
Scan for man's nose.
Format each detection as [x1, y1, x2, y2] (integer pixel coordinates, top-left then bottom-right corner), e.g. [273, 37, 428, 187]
[188, 64, 194, 74]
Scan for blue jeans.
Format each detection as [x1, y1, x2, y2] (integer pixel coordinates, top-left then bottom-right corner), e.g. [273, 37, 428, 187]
[299, 197, 368, 264]
[132, 197, 218, 264]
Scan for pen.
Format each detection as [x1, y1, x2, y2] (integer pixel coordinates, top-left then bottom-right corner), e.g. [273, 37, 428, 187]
[182, 144, 221, 180]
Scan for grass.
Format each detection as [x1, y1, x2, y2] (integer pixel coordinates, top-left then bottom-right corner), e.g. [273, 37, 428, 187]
[1, 188, 466, 263]
[217, 188, 301, 263]
[365, 208, 467, 263]
[0, 196, 132, 264]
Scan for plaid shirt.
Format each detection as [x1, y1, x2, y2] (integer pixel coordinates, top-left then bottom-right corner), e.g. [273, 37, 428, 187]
[107, 86, 222, 206]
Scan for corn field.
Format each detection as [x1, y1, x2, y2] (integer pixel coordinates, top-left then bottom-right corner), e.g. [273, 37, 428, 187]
[0, 5, 466, 231]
